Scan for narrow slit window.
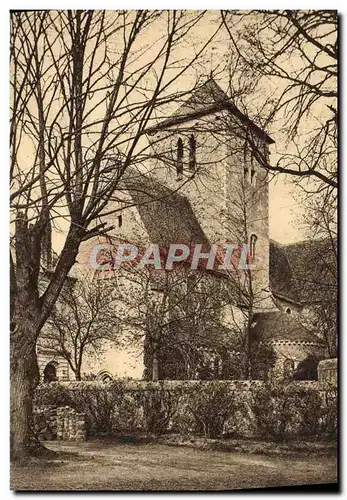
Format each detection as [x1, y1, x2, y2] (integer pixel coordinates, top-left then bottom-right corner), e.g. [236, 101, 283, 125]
[117, 214, 123, 228]
[189, 135, 196, 172]
[283, 359, 294, 377]
[250, 234, 258, 258]
[250, 154, 256, 184]
[176, 138, 183, 180]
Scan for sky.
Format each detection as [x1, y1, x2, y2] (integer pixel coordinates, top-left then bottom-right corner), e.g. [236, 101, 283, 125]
[14, 10, 310, 255]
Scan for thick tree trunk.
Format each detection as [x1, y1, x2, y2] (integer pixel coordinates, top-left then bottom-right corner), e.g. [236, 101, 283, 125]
[10, 324, 39, 461]
[10, 218, 82, 461]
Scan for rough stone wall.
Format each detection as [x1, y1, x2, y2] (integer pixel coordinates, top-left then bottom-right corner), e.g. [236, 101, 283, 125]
[318, 358, 337, 386]
[272, 296, 303, 316]
[148, 111, 230, 244]
[36, 380, 336, 439]
[271, 341, 326, 376]
[33, 405, 86, 441]
[224, 123, 273, 312]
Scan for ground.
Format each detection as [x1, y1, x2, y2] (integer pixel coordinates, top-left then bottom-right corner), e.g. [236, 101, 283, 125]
[11, 439, 337, 491]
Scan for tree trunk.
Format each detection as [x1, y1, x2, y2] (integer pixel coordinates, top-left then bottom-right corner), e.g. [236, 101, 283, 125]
[152, 345, 159, 381]
[10, 324, 40, 461]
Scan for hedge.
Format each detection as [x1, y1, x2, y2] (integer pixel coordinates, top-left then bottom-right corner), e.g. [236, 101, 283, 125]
[34, 380, 337, 441]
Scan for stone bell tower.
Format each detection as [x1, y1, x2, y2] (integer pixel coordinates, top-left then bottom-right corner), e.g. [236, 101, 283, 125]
[146, 78, 275, 310]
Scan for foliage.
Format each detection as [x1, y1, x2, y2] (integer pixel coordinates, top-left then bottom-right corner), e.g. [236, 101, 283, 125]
[250, 342, 277, 380]
[293, 356, 319, 381]
[318, 388, 338, 438]
[141, 387, 183, 435]
[222, 10, 337, 190]
[34, 380, 336, 441]
[10, 9, 217, 458]
[183, 382, 241, 439]
[35, 381, 127, 436]
[251, 381, 323, 441]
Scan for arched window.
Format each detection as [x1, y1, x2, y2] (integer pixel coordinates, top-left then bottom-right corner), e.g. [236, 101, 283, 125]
[44, 362, 58, 383]
[189, 135, 196, 172]
[283, 359, 294, 378]
[176, 138, 183, 180]
[286, 307, 291, 314]
[97, 370, 113, 383]
[250, 234, 258, 258]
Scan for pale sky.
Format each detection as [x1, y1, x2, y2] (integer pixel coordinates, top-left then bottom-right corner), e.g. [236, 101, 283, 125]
[268, 173, 304, 244]
[18, 10, 309, 255]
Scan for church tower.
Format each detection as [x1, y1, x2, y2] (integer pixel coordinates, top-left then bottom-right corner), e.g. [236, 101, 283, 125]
[146, 79, 275, 310]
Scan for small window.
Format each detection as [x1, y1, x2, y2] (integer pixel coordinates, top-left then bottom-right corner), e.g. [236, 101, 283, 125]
[286, 307, 291, 314]
[117, 214, 123, 228]
[176, 138, 183, 180]
[250, 155, 256, 184]
[250, 234, 258, 258]
[283, 359, 294, 378]
[189, 135, 196, 172]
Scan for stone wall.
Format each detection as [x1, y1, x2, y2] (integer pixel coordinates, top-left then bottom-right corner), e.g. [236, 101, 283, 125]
[271, 341, 327, 377]
[34, 378, 337, 440]
[318, 358, 338, 386]
[33, 405, 86, 441]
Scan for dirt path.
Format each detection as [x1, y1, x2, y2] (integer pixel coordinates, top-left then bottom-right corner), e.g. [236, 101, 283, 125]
[11, 440, 337, 491]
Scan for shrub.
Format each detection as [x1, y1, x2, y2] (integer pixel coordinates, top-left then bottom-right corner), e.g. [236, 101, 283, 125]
[140, 386, 183, 435]
[34, 382, 71, 408]
[34, 380, 335, 441]
[35, 381, 127, 436]
[183, 381, 240, 439]
[251, 381, 322, 441]
[318, 388, 337, 438]
[112, 391, 144, 434]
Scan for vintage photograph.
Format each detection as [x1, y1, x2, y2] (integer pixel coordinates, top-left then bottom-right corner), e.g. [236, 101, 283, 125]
[10, 9, 338, 491]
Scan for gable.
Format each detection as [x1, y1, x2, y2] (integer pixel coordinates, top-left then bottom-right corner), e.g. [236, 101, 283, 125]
[146, 78, 274, 145]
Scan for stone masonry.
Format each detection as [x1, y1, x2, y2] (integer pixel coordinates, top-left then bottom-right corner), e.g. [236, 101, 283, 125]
[33, 405, 86, 441]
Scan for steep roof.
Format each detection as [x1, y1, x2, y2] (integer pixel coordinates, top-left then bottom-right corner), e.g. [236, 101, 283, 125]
[123, 172, 208, 247]
[146, 79, 275, 144]
[251, 311, 324, 344]
[269, 240, 300, 304]
[269, 238, 337, 305]
[122, 171, 242, 278]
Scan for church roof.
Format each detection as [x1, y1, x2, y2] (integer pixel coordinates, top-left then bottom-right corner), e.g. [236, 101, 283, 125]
[122, 171, 241, 280]
[269, 238, 337, 305]
[251, 311, 324, 344]
[146, 79, 275, 144]
[269, 240, 301, 304]
[123, 172, 208, 247]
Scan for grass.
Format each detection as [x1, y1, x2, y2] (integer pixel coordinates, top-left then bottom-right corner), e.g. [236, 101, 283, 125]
[157, 434, 337, 456]
[11, 438, 337, 491]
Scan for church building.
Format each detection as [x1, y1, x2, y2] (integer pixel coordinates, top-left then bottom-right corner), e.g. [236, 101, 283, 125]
[38, 79, 327, 382]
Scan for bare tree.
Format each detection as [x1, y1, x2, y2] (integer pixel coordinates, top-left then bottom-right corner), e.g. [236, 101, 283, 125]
[93, 249, 240, 382]
[10, 9, 220, 459]
[221, 10, 337, 191]
[39, 275, 120, 380]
